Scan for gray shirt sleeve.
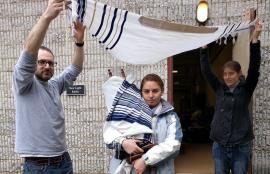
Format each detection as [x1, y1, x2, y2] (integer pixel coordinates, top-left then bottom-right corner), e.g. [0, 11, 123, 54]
[50, 64, 82, 94]
[12, 49, 37, 94]
[13, 49, 82, 95]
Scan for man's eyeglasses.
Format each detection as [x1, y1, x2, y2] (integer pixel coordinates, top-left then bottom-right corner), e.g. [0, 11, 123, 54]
[37, 60, 57, 67]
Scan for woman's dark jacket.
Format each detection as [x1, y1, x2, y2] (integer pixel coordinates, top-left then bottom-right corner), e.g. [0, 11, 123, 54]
[200, 42, 261, 145]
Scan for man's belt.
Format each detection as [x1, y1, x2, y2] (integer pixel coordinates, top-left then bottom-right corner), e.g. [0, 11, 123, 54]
[24, 152, 69, 165]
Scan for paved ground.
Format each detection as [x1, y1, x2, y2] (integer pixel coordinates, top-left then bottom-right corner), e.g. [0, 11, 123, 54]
[174, 143, 214, 174]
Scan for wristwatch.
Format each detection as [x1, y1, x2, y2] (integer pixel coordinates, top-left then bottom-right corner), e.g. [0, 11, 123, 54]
[75, 42, 84, 47]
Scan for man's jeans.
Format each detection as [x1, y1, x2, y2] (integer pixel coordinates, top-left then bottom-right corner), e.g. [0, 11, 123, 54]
[22, 152, 73, 174]
[212, 142, 251, 174]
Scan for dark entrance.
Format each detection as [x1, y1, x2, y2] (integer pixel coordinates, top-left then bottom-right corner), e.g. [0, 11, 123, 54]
[173, 41, 232, 173]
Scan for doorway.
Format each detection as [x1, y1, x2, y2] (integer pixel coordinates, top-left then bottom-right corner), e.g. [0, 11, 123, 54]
[173, 41, 232, 173]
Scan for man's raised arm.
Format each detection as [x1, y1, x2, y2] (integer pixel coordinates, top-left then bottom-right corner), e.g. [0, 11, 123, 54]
[24, 0, 70, 55]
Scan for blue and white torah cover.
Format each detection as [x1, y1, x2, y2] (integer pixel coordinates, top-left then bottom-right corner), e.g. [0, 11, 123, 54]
[72, 0, 254, 64]
[102, 76, 153, 145]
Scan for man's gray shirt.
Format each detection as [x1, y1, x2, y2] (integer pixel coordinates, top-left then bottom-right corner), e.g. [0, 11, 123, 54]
[12, 50, 82, 156]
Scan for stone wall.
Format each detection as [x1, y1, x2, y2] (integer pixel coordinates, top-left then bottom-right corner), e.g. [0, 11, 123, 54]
[0, 0, 269, 173]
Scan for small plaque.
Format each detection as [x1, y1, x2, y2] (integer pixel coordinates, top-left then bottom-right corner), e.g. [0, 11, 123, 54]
[66, 85, 85, 96]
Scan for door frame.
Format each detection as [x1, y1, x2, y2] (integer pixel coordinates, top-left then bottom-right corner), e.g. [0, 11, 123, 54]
[167, 57, 173, 104]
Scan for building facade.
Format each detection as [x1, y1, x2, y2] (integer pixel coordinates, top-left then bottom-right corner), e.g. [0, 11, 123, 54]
[0, 0, 269, 173]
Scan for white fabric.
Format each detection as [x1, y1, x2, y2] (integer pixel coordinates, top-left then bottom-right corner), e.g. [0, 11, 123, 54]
[114, 161, 132, 174]
[102, 75, 135, 113]
[142, 113, 181, 165]
[103, 121, 153, 145]
[102, 76, 153, 174]
[102, 76, 153, 144]
[102, 76, 123, 113]
[72, 0, 255, 64]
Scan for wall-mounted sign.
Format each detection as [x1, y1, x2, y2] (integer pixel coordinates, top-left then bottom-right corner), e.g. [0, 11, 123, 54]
[66, 85, 85, 96]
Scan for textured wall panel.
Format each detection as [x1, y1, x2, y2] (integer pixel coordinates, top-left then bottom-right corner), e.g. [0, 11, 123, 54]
[0, 0, 269, 173]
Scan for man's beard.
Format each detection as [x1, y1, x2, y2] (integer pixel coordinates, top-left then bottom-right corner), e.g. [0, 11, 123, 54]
[35, 71, 53, 81]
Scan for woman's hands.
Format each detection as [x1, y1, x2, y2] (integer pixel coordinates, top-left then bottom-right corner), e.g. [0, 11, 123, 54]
[122, 139, 144, 154]
[133, 157, 147, 174]
[251, 20, 262, 43]
[122, 139, 147, 174]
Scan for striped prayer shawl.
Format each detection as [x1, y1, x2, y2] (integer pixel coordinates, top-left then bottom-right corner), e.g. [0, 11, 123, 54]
[72, 0, 255, 64]
[107, 80, 153, 129]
